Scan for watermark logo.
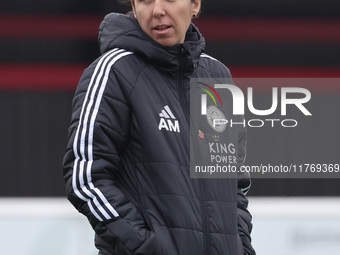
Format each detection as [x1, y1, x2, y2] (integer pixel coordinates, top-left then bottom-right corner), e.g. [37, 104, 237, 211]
[197, 82, 312, 128]
[196, 82, 227, 132]
[197, 82, 223, 110]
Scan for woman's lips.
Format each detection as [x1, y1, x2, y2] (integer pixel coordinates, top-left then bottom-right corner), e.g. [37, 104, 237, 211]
[153, 25, 172, 35]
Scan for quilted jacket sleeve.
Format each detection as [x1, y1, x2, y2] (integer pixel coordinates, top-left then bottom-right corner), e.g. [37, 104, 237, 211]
[237, 118, 256, 255]
[62, 56, 156, 255]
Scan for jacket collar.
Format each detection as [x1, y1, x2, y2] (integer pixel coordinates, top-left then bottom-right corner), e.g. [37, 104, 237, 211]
[98, 13, 205, 77]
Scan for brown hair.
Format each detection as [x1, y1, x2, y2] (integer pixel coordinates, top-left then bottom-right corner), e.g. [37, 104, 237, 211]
[118, 0, 202, 18]
[118, 0, 197, 2]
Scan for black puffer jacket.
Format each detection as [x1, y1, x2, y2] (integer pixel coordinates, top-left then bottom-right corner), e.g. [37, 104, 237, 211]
[63, 13, 255, 255]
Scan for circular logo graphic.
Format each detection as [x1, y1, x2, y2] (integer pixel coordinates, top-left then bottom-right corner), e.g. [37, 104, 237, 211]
[206, 105, 227, 133]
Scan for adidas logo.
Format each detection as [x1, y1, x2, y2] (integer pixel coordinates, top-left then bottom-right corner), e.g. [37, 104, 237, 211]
[158, 105, 180, 133]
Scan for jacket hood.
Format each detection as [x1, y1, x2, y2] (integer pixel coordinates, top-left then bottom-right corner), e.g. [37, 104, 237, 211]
[98, 12, 206, 75]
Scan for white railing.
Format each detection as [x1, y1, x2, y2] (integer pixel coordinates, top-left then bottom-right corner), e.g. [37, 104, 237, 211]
[1, 197, 340, 255]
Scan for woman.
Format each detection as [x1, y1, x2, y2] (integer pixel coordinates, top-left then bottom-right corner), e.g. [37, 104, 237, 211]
[63, 0, 255, 254]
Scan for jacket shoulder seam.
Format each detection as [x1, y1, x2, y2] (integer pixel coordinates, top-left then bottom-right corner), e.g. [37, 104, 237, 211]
[108, 51, 148, 100]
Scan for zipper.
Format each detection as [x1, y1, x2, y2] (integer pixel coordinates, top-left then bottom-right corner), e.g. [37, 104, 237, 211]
[177, 48, 190, 124]
[177, 47, 210, 255]
[198, 179, 210, 255]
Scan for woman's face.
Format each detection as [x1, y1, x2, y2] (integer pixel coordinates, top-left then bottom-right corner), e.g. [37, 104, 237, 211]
[132, 0, 201, 47]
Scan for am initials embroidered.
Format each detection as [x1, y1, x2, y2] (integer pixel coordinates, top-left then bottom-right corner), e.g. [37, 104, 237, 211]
[158, 105, 180, 133]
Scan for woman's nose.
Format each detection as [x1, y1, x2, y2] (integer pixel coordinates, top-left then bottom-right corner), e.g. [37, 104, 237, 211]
[153, 0, 166, 18]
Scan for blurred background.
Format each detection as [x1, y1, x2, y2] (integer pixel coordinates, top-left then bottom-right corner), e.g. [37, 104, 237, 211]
[0, 0, 339, 254]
